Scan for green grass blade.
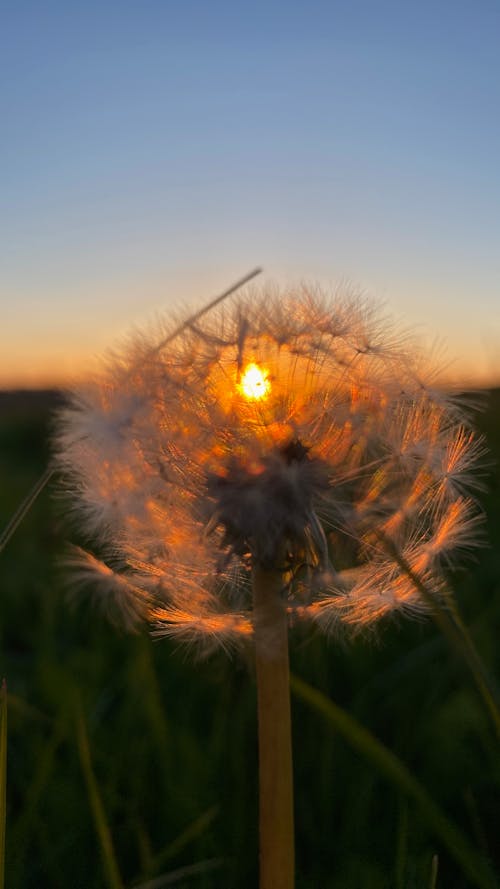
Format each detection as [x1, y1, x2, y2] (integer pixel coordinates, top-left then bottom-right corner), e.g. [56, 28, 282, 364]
[431, 603, 500, 740]
[0, 681, 7, 889]
[150, 805, 219, 872]
[378, 533, 500, 739]
[429, 853, 439, 889]
[6, 693, 52, 725]
[290, 674, 496, 889]
[0, 466, 53, 555]
[395, 798, 408, 889]
[131, 857, 224, 888]
[10, 718, 65, 851]
[74, 698, 123, 889]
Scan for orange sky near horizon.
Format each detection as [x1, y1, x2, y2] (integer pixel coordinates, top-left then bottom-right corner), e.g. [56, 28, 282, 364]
[2, 274, 499, 392]
[2, 5, 500, 394]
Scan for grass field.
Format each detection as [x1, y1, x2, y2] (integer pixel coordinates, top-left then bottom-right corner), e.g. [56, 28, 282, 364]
[1, 389, 499, 888]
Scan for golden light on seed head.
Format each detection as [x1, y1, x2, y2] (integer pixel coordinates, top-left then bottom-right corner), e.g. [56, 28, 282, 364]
[238, 363, 271, 401]
[54, 284, 486, 653]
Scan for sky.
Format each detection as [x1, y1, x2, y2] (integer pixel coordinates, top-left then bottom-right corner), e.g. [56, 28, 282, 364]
[1, 0, 499, 387]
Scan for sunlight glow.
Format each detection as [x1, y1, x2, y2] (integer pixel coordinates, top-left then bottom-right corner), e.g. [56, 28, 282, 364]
[238, 363, 271, 401]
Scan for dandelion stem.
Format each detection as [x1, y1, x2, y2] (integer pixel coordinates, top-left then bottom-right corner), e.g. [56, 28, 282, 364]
[253, 565, 294, 889]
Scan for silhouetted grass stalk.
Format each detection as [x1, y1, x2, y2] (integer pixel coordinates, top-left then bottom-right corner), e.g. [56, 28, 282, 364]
[0, 466, 54, 555]
[0, 681, 7, 889]
[74, 698, 124, 889]
[147, 805, 219, 874]
[429, 854, 439, 889]
[430, 601, 500, 738]
[291, 675, 496, 889]
[253, 565, 294, 889]
[130, 857, 224, 888]
[380, 534, 500, 739]
[0, 268, 263, 560]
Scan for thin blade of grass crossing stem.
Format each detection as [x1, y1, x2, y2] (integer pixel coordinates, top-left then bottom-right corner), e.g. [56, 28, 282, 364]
[378, 533, 500, 740]
[131, 858, 224, 889]
[74, 699, 124, 889]
[0, 681, 7, 889]
[0, 269, 262, 558]
[395, 798, 408, 889]
[0, 466, 54, 555]
[141, 267, 262, 366]
[429, 854, 439, 889]
[290, 674, 497, 889]
[9, 717, 65, 852]
[149, 805, 219, 872]
[430, 603, 500, 739]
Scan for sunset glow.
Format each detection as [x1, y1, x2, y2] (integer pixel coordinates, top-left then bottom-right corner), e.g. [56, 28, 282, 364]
[238, 363, 271, 401]
[1, 2, 500, 391]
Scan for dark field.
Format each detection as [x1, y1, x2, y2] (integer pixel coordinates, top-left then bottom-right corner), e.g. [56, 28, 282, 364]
[1, 390, 499, 888]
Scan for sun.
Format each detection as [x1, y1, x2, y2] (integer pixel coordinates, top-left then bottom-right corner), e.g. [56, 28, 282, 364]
[238, 363, 271, 401]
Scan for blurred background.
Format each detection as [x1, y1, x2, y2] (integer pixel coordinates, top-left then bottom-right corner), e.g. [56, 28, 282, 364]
[1, 389, 499, 888]
[1, 2, 499, 887]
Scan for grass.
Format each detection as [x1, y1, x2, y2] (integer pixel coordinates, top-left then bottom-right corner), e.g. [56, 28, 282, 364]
[0, 680, 7, 889]
[0, 388, 499, 888]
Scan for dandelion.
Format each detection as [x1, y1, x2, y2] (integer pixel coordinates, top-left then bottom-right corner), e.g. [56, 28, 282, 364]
[55, 282, 486, 888]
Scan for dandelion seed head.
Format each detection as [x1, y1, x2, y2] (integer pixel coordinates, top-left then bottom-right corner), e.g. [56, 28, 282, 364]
[55, 283, 485, 651]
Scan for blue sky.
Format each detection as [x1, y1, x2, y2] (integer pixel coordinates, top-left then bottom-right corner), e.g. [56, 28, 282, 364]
[2, 0, 499, 385]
